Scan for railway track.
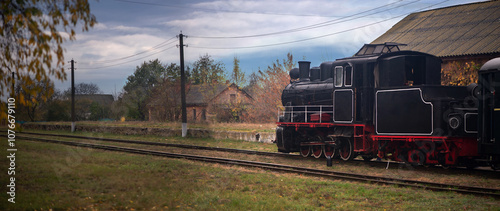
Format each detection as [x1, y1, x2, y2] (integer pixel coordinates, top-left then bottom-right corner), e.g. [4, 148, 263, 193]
[15, 131, 497, 172]
[15, 132, 500, 198]
[16, 131, 292, 157]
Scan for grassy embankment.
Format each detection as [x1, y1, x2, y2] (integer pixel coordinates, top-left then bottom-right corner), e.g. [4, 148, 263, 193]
[0, 130, 499, 210]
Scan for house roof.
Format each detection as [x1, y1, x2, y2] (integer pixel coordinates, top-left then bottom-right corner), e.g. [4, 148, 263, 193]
[75, 94, 114, 105]
[186, 83, 253, 106]
[371, 1, 500, 58]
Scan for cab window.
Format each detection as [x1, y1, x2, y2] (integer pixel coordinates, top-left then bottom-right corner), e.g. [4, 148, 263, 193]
[345, 66, 352, 87]
[335, 66, 343, 87]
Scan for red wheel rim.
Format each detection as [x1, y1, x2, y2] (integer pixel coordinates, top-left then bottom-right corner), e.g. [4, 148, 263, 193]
[323, 145, 335, 157]
[312, 145, 323, 158]
[300, 146, 310, 157]
[339, 139, 353, 161]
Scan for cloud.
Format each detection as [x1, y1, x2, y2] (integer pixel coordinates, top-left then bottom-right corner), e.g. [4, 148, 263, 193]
[56, 0, 481, 94]
[162, 0, 404, 57]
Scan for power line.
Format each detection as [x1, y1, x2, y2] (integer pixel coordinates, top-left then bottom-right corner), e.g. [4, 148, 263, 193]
[75, 0, 451, 69]
[190, 0, 416, 39]
[189, 0, 450, 50]
[78, 36, 178, 65]
[78, 45, 178, 70]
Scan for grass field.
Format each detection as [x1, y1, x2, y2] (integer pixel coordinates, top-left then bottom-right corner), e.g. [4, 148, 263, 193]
[1, 132, 499, 210]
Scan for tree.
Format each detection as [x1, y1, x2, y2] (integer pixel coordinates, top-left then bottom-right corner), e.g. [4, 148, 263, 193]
[45, 89, 70, 121]
[0, 0, 96, 121]
[244, 72, 259, 96]
[15, 76, 55, 121]
[147, 63, 183, 122]
[191, 54, 226, 85]
[246, 53, 295, 122]
[231, 56, 246, 87]
[122, 59, 166, 120]
[441, 61, 479, 86]
[63, 82, 102, 96]
[89, 101, 110, 121]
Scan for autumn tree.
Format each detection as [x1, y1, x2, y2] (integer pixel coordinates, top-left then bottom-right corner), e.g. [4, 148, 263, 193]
[246, 53, 295, 122]
[0, 0, 96, 121]
[122, 59, 166, 120]
[231, 56, 246, 87]
[14, 77, 55, 121]
[441, 61, 480, 86]
[147, 63, 184, 121]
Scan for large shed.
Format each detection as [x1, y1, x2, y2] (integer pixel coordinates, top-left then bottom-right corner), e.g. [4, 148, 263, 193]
[371, 0, 500, 84]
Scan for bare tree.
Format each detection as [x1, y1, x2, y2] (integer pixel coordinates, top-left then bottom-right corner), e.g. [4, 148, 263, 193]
[64, 82, 102, 96]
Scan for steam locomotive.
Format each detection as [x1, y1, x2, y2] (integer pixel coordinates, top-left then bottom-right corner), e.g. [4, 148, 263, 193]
[276, 43, 500, 169]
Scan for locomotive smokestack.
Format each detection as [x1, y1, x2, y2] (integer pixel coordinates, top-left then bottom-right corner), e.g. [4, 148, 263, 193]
[299, 61, 311, 81]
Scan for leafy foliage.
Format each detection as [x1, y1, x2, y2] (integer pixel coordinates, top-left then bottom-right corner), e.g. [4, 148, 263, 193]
[45, 92, 70, 121]
[246, 53, 295, 122]
[0, 0, 96, 121]
[121, 59, 167, 120]
[89, 101, 110, 121]
[147, 63, 183, 122]
[231, 56, 246, 87]
[14, 77, 55, 121]
[210, 85, 252, 122]
[441, 60, 480, 86]
[190, 54, 226, 85]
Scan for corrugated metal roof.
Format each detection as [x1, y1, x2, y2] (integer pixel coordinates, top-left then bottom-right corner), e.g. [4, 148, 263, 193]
[371, 1, 500, 57]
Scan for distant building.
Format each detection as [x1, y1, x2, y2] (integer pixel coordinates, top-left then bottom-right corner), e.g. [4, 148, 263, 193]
[371, 1, 500, 75]
[186, 82, 254, 122]
[147, 82, 254, 122]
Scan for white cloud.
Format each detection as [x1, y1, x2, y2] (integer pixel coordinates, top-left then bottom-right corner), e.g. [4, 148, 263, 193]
[162, 0, 405, 59]
[55, 0, 481, 93]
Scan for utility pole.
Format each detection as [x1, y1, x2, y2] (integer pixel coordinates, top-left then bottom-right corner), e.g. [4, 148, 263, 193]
[178, 32, 188, 137]
[71, 59, 76, 132]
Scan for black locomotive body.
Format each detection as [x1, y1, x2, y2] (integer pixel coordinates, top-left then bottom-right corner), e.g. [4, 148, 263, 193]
[276, 43, 500, 169]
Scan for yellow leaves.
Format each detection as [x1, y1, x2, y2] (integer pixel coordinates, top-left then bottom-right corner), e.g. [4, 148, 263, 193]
[1, 0, 96, 114]
[441, 60, 479, 86]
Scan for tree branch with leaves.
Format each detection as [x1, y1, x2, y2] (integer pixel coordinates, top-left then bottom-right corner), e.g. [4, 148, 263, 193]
[1, 0, 96, 121]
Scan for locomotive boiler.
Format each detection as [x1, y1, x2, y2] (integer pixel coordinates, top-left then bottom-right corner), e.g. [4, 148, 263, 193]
[276, 43, 500, 169]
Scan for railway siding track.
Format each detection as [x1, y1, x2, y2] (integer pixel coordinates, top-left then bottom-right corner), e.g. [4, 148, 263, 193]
[15, 133, 500, 199]
[18, 131, 287, 157]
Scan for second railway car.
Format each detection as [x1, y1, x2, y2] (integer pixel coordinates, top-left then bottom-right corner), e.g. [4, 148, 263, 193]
[276, 43, 500, 169]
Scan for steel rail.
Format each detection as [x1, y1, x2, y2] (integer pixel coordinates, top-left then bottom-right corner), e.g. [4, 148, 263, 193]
[16, 131, 292, 157]
[11, 130, 498, 172]
[17, 135, 500, 198]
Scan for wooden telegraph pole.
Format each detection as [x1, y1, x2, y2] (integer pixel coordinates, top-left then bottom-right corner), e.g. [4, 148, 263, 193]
[178, 32, 187, 137]
[71, 59, 76, 132]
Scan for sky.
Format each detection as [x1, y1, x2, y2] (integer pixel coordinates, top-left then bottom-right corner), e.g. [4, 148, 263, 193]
[57, 0, 483, 95]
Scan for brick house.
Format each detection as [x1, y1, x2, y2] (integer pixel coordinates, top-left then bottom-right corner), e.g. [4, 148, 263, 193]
[148, 82, 254, 122]
[186, 82, 253, 122]
[371, 0, 500, 84]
